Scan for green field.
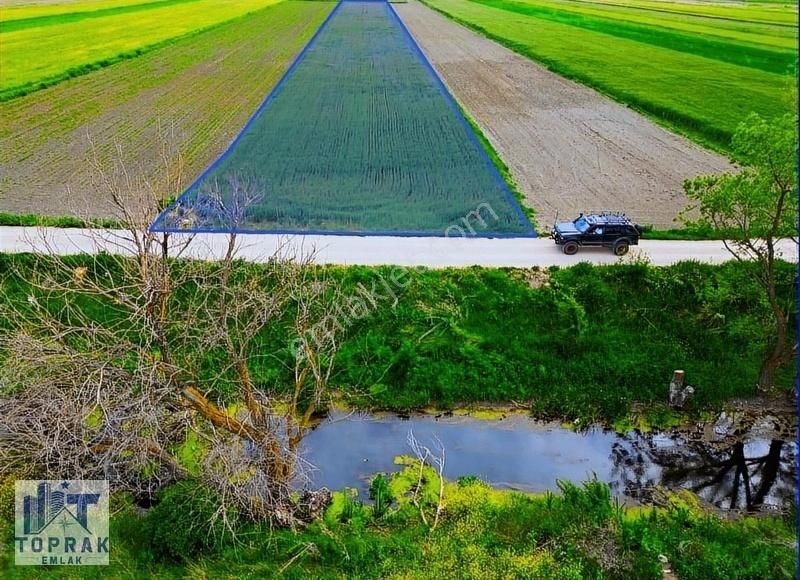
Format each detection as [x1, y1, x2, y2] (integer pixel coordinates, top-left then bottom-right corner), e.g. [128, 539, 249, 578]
[0, 0, 171, 22]
[570, 0, 798, 27]
[0, 1, 334, 218]
[541, 0, 799, 48]
[421, 0, 797, 148]
[0, 0, 283, 99]
[154, 1, 533, 235]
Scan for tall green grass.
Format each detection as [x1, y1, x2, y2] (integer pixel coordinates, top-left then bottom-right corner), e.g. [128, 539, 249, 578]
[1, 471, 793, 578]
[1, 255, 793, 422]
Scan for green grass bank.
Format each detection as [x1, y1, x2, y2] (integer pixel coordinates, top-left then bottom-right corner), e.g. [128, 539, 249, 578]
[0, 254, 794, 423]
[0, 467, 794, 579]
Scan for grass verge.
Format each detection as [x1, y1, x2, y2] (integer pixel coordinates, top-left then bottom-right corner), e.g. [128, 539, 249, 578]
[0, 212, 124, 229]
[0, 213, 747, 240]
[0, 254, 794, 424]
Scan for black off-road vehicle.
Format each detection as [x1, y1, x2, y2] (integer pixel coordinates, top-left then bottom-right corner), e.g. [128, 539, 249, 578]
[552, 212, 642, 256]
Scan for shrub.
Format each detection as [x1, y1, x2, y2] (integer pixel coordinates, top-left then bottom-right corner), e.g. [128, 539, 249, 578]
[143, 480, 228, 561]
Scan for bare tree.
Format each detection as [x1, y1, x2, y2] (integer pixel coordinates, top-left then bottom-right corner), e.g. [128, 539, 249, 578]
[0, 144, 342, 527]
[407, 430, 446, 530]
[162, 172, 265, 231]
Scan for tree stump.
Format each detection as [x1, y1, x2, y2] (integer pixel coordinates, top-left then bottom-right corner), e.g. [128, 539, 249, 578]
[668, 370, 694, 409]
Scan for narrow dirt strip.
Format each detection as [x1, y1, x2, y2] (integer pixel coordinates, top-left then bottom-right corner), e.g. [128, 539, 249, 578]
[0, 227, 795, 268]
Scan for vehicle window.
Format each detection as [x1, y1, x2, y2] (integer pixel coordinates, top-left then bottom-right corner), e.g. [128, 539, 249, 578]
[574, 217, 589, 232]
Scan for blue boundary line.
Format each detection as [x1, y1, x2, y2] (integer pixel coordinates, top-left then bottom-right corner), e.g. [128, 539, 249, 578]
[149, 225, 537, 238]
[151, 0, 537, 238]
[384, 0, 535, 237]
[151, 0, 345, 232]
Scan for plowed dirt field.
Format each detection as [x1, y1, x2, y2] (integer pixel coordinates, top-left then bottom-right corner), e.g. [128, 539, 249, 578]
[395, 0, 733, 228]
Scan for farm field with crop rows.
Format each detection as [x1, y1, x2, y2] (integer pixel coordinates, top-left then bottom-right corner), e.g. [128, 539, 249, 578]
[153, 0, 534, 235]
[0, 0, 179, 23]
[0, 0, 283, 100]
[395, 0, 732, 228]
[0, 1, 333, 219]
[420, 0, 797, 149]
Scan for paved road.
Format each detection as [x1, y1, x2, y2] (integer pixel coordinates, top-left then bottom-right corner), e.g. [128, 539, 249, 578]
[0, 227, 796, 268]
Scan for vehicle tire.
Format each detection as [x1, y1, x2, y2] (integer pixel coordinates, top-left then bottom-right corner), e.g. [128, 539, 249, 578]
[613, 241, 629, 256]
[562, 241, 579, 255]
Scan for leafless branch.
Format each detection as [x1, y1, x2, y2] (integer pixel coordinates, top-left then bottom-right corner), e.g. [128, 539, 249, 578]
[0, 137, 342, 528]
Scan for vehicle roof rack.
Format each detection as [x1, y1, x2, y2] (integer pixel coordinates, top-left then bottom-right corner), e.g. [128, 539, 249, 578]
[582, 211, 633, 225]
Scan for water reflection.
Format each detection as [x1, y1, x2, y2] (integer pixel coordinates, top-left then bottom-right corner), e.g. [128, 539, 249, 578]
[615, 435, 796, 511]
[300, 411, 795, 512]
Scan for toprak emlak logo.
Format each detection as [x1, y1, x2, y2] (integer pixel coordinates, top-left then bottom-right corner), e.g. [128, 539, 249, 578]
[14, 480, 109, 566]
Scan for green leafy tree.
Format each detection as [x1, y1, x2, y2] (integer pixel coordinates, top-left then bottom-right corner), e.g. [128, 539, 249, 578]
[683, 113, 797, 392]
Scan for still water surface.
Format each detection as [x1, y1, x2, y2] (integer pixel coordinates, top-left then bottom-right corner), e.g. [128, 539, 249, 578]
[301, 411, 796, 511]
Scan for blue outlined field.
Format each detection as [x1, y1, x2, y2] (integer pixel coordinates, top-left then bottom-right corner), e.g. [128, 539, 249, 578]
[151, 0, 534, 237]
